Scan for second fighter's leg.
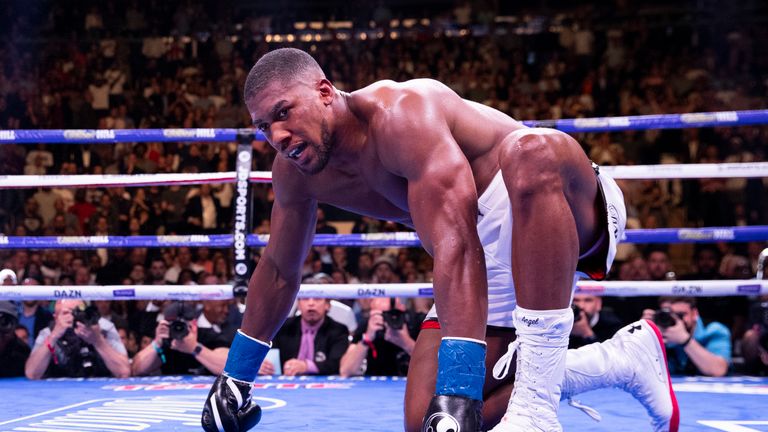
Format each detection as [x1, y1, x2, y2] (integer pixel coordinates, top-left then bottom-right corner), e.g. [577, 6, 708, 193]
[490, 129, 600, 431]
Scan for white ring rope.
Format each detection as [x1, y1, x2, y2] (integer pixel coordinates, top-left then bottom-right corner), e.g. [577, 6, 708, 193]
[1, 162, 768, 189]
[0, 171, 273, 189]
[0, 280, 762, 301]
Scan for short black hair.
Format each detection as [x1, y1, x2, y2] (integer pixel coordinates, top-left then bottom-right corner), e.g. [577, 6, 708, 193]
[243, 48, 325, 104]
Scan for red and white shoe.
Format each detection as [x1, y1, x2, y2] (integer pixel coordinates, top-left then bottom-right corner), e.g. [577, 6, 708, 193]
[562, 319, 680, 432]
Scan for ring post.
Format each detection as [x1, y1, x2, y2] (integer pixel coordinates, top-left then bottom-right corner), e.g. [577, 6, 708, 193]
[233, 129, 255, 298]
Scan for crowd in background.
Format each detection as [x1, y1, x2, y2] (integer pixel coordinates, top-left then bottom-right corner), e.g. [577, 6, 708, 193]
[1, 0, 768, 379]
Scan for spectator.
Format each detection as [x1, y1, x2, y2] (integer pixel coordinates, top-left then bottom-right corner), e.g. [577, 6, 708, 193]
[371, 255, 401, 283]
[147, 256, 169, 284]
[131, 301, 230, 376]
[184, 184, 222, 233]
[0, 301, 30, 377]
[569, 293, 624, 349]
[646, 246, 673, 281]
[17, 280, 53, 347]
[680, 245, 723, 281]
[340, 297, 419, 377]
[315, 207, 337, 234]
[164, 247, 204, 283]
[261, 297, 349, 376]
[20, 197, 44, 236]
[643, 297, 731, 377]
[25, 300, 130, 379]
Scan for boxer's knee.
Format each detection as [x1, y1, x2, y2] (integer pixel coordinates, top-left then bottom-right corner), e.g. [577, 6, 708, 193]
[500, 130, 570, 203]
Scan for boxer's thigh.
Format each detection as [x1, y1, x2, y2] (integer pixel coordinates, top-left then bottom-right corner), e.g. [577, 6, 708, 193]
[498, 128, 600, 248]
[403, 327, 517, 432]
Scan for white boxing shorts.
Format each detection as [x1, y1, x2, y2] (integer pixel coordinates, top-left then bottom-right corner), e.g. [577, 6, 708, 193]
[425, 164, 627, 328]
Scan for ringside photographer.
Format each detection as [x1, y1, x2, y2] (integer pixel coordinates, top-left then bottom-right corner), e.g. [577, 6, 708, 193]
[25, 299, 130, 379]
[643, 296, 731, 377]
[131, 301, 230, 376]
[340, 297, 422, 377]
[569, 293, 623, 349]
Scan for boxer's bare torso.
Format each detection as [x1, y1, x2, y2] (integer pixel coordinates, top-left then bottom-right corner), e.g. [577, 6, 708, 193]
[255, 79, 524, 239]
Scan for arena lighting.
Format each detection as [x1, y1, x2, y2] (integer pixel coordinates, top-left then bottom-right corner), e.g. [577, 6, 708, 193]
[326, 20, 353, 29]
[390, 19, 400, 27]
[286, 34, 295, 42]
[402, 19, 418, 28]
[294, 22, 307, 30]
[309, 21, 324, 30]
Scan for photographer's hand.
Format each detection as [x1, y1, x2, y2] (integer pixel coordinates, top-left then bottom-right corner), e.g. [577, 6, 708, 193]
[661, 316, 690, 346]
[154, 320, 170, 347]
[570, 310, 595, 339]
[171, 321, 198, 354]
[641, 309, 655, 321]
[365, 310, 385, 342]
[50, 310, 73, 343]
[74, 322, 105, 347]
[384, 324, 415, 355]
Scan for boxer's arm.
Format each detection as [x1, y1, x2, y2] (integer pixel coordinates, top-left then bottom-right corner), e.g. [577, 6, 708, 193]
[240, 168, 318, 342]
[377, 96, 487, 341]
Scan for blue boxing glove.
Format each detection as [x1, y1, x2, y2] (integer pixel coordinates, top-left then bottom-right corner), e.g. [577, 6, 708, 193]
[421, 338, 486, 432]
[202, 331, 270, 432]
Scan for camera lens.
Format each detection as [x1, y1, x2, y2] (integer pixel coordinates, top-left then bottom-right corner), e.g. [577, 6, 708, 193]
[653, 308, 677, 329]
[168, 320, 189, 341]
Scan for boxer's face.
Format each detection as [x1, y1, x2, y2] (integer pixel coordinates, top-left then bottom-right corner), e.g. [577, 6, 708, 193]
[249, 80, 334, 175]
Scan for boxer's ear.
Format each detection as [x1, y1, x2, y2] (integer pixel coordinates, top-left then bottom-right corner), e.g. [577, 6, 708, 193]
[317, 79, 334, 105]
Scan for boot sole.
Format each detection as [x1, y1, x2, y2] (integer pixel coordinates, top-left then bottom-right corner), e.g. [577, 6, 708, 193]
[643, 319, 680, 432]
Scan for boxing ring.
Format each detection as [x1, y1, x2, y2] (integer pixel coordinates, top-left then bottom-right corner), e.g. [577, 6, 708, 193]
[0, 375, 766, 431]
[2, 110, 768, 431]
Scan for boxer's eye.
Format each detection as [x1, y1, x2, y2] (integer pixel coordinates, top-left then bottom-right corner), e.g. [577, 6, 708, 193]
[277, 108, 288, 120]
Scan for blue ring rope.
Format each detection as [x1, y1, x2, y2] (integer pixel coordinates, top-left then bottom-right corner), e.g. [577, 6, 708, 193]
[1, 110, 767, 144]
[0, 226, 765, 249]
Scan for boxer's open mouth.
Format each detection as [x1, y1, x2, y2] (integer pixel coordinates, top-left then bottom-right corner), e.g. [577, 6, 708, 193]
[287, 142, 307, 160]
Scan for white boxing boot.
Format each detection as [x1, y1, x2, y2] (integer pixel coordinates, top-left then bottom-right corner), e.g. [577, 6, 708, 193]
[489, 306, 573, 432]
[562, 319, 680, 432]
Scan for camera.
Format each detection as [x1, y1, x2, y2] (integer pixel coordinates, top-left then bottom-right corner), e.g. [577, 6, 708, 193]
[652, 308, 682, 330]
[382, 298, 406, 330]
[382, 309, 406, 330]
[0, 312, 17, 333]
[168, 319, 190, 341]
[571, 304, 582, 321]
[72, 305, 100, 327]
